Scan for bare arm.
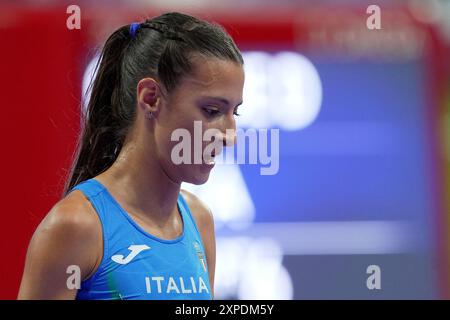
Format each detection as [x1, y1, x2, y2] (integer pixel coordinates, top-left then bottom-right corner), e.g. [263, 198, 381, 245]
[18, 191, 102, 300]
[181, 190, 216, 299]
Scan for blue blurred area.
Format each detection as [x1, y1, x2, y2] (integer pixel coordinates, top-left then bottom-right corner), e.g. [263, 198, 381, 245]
[241, 59, 433, 223]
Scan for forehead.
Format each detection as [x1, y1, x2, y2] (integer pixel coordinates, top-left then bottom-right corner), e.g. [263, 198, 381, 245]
[175, 55, 244, 100]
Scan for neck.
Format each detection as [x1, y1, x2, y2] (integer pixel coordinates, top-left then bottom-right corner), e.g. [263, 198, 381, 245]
[95, 134, 180, 224]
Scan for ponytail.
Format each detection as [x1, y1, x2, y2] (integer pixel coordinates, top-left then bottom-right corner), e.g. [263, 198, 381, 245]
[64, 26, 132, 194]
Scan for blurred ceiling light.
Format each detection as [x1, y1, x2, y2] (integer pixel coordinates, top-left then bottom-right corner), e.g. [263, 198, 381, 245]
[238, 51, 323, 131]
[215, 236, 294, 300]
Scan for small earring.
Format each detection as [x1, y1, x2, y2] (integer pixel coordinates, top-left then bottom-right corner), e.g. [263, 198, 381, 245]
[145, 111, 153, 119]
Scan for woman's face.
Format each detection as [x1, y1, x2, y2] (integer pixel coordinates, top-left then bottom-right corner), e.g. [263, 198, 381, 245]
[154, 56, 245, 185]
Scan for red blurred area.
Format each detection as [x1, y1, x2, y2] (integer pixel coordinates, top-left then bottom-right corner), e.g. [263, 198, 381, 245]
[0, 7, 85, 299]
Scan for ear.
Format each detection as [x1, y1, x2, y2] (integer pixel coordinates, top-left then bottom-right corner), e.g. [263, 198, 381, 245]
[137, 78, 162, 116]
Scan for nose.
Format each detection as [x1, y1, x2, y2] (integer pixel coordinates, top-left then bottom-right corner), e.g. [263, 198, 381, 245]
[220, 115, 237, 147]
[219, 128, 236, 148]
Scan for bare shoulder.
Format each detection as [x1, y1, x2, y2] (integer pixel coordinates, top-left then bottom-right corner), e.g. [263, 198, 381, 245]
[18, 190, 102, 299]
[180, 189, 214, 228]
[45, 190, 99, 229]
[33, 190, 102, 247]
[31, 189, 102, 266]
[39, 189, 103, 265]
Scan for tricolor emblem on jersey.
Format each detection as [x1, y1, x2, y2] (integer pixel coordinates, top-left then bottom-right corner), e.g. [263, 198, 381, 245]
[193, 241, 207, 272]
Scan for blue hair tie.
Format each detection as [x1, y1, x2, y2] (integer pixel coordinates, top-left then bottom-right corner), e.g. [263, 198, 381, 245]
[129, 22, 140, 39]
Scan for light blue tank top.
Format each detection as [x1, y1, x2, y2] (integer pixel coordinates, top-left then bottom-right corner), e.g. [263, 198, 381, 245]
[68, 178, 212, 300]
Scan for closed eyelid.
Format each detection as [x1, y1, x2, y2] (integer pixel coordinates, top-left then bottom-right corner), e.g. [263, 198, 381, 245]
[204, 104, 220, 109]
[201, 103, 241, 118]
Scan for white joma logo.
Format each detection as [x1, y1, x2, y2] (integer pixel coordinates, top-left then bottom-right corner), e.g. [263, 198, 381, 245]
[111, 245, 151, 265]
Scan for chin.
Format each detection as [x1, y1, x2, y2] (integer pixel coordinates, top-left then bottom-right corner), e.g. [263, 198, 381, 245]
[183, 168, 212, 185]
[186, 174, 210, 185]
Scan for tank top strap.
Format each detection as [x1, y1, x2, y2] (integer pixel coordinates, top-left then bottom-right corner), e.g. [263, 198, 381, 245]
[67, 178, 112, 228]
[177, 192, 208, 253]
[68, 178, 104, 198]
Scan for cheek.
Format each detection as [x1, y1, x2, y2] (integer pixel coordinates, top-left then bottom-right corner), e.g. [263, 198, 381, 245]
[155, 109, 190, 152]
[153, 121, 193, 167]
[155, 108, 216, 163]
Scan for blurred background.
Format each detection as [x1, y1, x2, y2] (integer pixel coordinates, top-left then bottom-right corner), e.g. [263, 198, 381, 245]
[1, 0, 450, 299]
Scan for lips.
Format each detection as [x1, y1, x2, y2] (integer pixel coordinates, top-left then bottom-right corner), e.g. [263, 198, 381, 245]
[201, 144, 223, 166]
[203, 149, 218, 166]
[203, 154, 215, 165]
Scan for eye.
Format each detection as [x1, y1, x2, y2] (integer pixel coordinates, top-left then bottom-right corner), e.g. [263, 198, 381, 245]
[233, 106, 241, 117]
[202, 106, 221, 117]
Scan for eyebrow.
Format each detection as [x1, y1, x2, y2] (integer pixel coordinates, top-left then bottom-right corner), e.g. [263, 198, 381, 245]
[201, 96, 243, 108]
